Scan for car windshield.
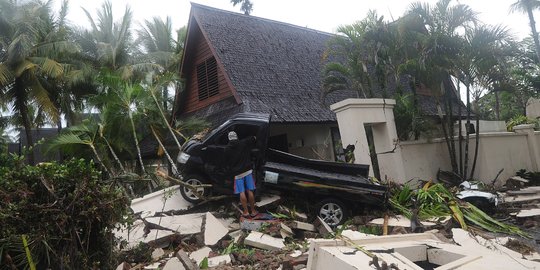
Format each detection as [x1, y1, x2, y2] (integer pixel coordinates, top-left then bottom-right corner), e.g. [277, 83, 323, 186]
[202, 120, 231, 143]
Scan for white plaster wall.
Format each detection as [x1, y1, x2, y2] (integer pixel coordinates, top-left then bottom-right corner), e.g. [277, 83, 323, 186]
[526, 98, 540, 118]
[400, 133, 533, 185]
[269, 124, 336, 160]
[536, 131, 540, 149]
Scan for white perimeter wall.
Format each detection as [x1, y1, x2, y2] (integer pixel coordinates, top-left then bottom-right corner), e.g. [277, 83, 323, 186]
[399, 132, 534, 185]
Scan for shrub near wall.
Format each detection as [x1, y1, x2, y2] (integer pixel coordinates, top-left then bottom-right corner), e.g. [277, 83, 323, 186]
[0, 156, 130, 269]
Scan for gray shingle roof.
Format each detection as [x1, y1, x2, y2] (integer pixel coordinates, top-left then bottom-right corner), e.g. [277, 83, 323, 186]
[190, 4, 358, 123]
[184, 4, 466, 125]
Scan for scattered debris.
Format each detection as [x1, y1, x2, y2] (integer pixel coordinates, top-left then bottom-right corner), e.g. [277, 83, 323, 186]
[313, 216, 333, 236]
[256, 194, 282, 207]
[207, 254, 233, 267]
[245, 231, 286, 251]
[289, 221, 316, 232]
[516, 208, 540, 218]
[151, 248, 165, 260]
[189, 247, 212, 265]
[162, 257, 185, 270]
[204, 212, 229, 246]
[369, 214, 436, 228]
[176, 249, 199, 270]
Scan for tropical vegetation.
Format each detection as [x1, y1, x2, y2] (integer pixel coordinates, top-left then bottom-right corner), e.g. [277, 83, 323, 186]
[323, 0, 540, 180]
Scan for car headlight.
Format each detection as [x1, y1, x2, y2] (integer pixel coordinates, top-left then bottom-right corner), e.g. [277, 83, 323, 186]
[177, 152, 190, 164]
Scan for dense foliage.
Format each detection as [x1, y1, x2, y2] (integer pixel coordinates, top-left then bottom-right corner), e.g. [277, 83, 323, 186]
[0, 156, 130, 269]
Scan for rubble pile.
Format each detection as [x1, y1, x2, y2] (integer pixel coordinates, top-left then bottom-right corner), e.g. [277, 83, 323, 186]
[113, 177, 540, 270]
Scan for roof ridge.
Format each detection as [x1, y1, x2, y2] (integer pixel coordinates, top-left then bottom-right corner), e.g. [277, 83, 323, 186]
[190, 2, 335, 37]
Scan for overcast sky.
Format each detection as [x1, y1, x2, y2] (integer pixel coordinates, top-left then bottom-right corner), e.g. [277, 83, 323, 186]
[59, 0, 531, 40]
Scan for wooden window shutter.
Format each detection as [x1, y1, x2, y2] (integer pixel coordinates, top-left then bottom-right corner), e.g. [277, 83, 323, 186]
[196, 57, 219, 101]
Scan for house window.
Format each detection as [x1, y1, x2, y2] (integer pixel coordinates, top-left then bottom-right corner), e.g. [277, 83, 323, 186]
[196, 57, 219, 101]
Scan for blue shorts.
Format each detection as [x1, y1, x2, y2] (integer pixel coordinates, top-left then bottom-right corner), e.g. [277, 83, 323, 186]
[234, 173, 255, 194]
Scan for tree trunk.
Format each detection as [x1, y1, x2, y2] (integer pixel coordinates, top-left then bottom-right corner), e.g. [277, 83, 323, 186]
[527, 6, 540, 63]
[129, 110, 146, 174]
[470, 103, 481, 180]
[464, 81, 471, 180]
[162, 86, 168, 112]
[437, 100, 458, 173]
[457, 78, 463, 177]
[494, 91, 501, 120]
[15, 78, 35, 165]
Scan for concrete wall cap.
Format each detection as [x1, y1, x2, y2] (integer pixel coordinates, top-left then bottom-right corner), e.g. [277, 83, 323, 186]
[513, 124, 536, 131]
[330, 98, 396, 112]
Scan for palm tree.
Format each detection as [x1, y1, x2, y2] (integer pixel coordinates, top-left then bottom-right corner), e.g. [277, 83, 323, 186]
[322, 11, 389, 99]
[405, 0, 477, 175]
[0, 0, 78, 164]
[230, 0, 253, 15]
[510, 0, 540, 62]
[135, 17, 185, 111]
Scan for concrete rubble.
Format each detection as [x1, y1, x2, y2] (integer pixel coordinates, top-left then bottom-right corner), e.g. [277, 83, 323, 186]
[114, 176, 540, 270]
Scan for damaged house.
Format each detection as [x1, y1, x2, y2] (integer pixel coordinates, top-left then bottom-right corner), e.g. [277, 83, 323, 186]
[172, 4, 463, 161]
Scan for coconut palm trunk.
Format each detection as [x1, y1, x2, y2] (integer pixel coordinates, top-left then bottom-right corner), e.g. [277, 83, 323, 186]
[527, 6, 540, 62]
[128, 110, 146, 174]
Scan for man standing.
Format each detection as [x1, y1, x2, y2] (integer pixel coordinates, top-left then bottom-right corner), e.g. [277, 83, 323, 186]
[224, 131, 259, 218]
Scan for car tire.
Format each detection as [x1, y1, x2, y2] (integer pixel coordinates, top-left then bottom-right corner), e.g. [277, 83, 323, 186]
[180, 174, 211, 203]
[316, 198, 348, 227]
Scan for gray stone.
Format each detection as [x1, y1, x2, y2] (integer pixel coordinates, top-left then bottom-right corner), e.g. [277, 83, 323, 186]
[162, 257, 186, 270]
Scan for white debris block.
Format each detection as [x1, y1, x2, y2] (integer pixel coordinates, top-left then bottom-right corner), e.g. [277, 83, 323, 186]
[369, 215, 435, 227]
[144, 262, 162, 269]
[207, 254, 232, 267]
[516, 208, 540, 218]
[151, 248, 165, 260]
[341, 230, 371, 240]
[113, 220, 147, 249]
[280, 223, 294, 239]
[256, 194, 281, 207]
[115, 262, 129, 270]
[131, 185, 192, 214]
[162, 257, 186, 270]
[290, 250, 303, 258]
[245, 231, 285, 251]
[229, 230, 243, 243]
[146, 213, 204, 235]
[204, 212, 229, 245]
[290, 221, 316, 232]
[189, 247, 212, 265]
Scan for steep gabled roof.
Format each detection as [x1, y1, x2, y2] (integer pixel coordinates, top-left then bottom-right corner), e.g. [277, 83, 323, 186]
[176, 4, 466, 125]
[180, 3, 359, 123]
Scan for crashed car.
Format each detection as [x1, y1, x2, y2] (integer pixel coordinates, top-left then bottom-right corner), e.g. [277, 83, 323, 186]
[176, 113, 387, 226]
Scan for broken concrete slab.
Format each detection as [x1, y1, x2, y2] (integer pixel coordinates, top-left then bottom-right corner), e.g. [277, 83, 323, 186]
[189, 247, 212, 265]
[176, 250, 199, 270]
[146, 213, 204, 235]
[245, 231, 285, 251]
[162, 257, 186, 270]
[314, 217, 333, 236]
[516, 208, 540, 218]
[340, 230, 371, 240]
[290, 221, 316, 232]
[204, 212, 229, 246]
[217, 217, 240, 231]
[207, 254, 232, 268]
[115, 262, 130, 270]
[151, 248, 165, 260]
[229, 230, 243, 243]
[280, 223, 294, 239]
[369, 215, 436, 228]
[256, 194, 281, 207]
[143, 262, 162, 270]
[131, 185, 192, 214]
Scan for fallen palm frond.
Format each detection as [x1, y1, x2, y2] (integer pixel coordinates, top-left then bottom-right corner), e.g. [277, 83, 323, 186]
[389, 182, 528, 237]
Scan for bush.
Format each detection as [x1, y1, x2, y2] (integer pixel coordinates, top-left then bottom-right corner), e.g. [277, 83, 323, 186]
[0, 157, 130, 269]
[506, 115, 539, 131]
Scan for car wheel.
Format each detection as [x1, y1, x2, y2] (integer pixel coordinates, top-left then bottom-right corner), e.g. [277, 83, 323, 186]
[180, 175, 210, 203]
[316, 199, 347, 226]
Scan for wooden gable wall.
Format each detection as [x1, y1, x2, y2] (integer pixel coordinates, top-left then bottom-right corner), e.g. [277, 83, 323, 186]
[181, 22, 235, 114]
